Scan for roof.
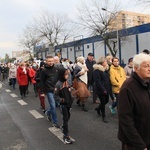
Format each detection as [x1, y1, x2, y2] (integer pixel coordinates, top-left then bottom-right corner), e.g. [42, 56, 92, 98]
[55, 23, 150, 49]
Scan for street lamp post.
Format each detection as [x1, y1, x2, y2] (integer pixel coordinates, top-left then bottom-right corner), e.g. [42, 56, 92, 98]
[101, 8, 119, 52]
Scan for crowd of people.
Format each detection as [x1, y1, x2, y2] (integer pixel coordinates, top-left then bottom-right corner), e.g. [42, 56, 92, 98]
[1, 49, 150, 148]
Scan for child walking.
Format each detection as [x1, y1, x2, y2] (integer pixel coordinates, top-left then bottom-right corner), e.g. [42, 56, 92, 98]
[54, 68, 74, 144]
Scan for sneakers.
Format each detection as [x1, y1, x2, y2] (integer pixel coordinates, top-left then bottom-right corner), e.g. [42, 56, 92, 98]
[63, 136, 73, 144]
[45, 111, 51, 121]
[42, 109, 46, 114]
[53, 123, 60, 128]
[109, 105, 116, 115]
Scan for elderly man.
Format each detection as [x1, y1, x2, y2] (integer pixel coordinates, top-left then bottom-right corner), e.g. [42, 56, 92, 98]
[53, 56, 63, 69]
[118, 53, 150, 150]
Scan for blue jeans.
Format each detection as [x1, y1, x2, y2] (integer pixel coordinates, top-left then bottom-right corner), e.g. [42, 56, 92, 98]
[11, 78, 16, 89]
[46, 92, 58, 124]
[112, 93, 118, 109]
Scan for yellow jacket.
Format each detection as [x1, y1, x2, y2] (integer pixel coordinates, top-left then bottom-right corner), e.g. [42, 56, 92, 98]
[109, 65, 126, 93]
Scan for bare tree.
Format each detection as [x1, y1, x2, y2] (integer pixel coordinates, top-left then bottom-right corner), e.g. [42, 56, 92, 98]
[130, 0, 150, 10]
[137, 0, 150, 4]
[77, 0, 123, 56]
[19, 26, 41, 61]
[32, 10, 76, 54]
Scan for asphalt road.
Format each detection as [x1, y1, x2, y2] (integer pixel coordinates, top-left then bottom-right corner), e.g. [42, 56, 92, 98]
[0, 80, 121, 150]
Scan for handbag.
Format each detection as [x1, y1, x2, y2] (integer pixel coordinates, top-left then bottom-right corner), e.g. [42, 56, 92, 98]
[59, 82, 73, 107]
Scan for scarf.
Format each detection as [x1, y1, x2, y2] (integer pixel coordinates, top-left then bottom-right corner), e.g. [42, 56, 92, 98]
[77, 62, 88, 84]
[22, 67, 27, 74]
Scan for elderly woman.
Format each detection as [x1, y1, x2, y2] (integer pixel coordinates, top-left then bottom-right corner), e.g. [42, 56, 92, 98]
[73, 56, 90, 112]
[93, 57, 112, 123]
[17, 62, 28, 98]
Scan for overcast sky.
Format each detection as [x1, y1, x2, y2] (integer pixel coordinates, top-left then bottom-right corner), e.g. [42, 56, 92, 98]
[0, 0, 149, 58]
[0, 0, 81, 58]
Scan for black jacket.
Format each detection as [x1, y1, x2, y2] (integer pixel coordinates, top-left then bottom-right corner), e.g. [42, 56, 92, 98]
[85, 59, 96, 83]
[40, 64, 59, 94]
[54, 68, 73, 107]
[118, 72, 150, 149]
[93, 64, 111, 95]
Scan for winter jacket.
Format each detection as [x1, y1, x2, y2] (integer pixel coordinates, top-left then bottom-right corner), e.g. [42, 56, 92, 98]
[35, 69, 41, 89]
[17, 66, 28, 86]
[40, 64, 59, 94]
[93, 64, 111, 95]
[118, 72, 150, 149]
[109, 65, 126, 93]
[85, 59, 96, 83]
[28, 68, 36, 84]
[9, 67, 17, 78]
[54, 81, 73, 107]
[124, 64, 133, 78]
[54, 68, 73, 107]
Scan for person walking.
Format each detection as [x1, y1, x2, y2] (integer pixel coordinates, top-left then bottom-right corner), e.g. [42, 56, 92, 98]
[9, 64, 17, 89]
[17, 62, 28, 98]
[85, 53, 98, 103]
[40, 56, 59, 128]
[93, 57, 111, 123]
[35, 61, 46, 113]
[28, 63, 38, 97]
[118, 53, 150, 150]
[54, 68, 74, 144]
[109, 57, 126, 114]
[73, 56, 90, 112]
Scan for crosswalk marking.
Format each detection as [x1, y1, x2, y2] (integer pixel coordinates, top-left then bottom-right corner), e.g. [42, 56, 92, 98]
[10, 93, 18, 97]
[17, 100, 28, 105]
[29, 110, 44, 119]
[5, 89, 11, 92]
[49, 127, 75, 144]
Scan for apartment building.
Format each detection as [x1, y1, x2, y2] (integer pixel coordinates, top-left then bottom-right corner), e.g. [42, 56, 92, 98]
[109, 11, 150, 31]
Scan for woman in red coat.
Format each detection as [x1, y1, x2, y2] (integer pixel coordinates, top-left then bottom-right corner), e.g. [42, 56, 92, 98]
[17, 62, 28, 98]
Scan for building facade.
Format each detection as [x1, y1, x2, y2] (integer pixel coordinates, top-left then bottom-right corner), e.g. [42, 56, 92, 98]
[34, 23, 150, 64]
[109, 11, 150, 31]
[55, 23, 150, 64]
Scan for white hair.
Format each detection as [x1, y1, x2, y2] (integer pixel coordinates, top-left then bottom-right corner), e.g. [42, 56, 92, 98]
[53, 56, 59, 60]
[77, 56, 85, 63]
[133, 53, 150, 71]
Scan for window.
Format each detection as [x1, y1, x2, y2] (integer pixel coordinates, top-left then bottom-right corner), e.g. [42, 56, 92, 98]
[122, 14, 125, 19]
[122, 24, 126, 29]
[122, 19, 125, 23]
[87, 45, 90, 49]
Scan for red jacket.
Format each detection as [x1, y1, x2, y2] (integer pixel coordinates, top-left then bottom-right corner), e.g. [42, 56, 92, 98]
[17, 66, 28, 86]
[28, 68, 36, 84]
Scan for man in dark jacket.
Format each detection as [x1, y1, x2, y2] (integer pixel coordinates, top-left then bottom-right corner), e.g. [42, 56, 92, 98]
[40, 56, 59, 128]
[118, 53, 150, 150]
[85, 53, 98, 103]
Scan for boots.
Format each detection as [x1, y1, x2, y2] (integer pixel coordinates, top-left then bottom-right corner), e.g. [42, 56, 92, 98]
[95, 107, 101, 116]
[102, 117, 108, 123]
[82, 104, 88, 112]
[76, 99, 81, 106]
